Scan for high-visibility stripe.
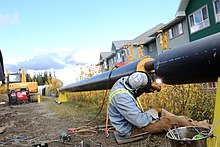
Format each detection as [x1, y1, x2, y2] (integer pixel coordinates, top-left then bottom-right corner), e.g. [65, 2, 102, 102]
[108, 88, 143, 111]
[109, 88, 134, 103]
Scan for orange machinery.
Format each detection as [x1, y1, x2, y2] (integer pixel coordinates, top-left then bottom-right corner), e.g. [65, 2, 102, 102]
[7, 67, 38, 104]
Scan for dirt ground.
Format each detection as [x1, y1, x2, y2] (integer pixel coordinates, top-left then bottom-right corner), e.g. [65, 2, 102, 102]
[0, 95, 168, 147]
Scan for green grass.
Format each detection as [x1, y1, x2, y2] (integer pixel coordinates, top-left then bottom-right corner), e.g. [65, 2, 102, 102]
[45, 98, 107, 125]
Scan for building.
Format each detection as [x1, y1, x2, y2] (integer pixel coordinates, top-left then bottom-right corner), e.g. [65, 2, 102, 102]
[177, 0, 220, 41]
[151, 17, 190, 53]
[130, 23, 165, 60]
[98, 0, 220, 78]
[98, 40, 131, 72]
[111, 40, 131, 64]
[99, 51, 116, 72]
[177, 0, 220, 89]
[109, 24, 165, 67]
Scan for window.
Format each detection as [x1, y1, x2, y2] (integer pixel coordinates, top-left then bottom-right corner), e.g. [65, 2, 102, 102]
[124, 49, 128, 57]
[110, 58, 114, 65]
[104, 61, 107, 70]
[213, 0, 220, 23]
[121, 50, 125, 57]
[168, 23, 183, 39]
[116, 49, 127, 63]
[188, 5, 210, 33]
[8, 74, 21, 83]
[207, 82, 217, 89]
[148, 43, 155, 53]
[116, 52, 122, 62]
[117, 52, 121, 59]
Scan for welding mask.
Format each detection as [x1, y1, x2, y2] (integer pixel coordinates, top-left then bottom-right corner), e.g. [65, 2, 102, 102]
[126, 72, 151, 97]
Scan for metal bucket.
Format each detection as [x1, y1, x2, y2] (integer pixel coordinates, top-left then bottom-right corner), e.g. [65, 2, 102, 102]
[166, 126, 211, 147]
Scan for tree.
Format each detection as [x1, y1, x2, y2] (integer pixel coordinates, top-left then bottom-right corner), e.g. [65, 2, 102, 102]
[45, 76, 63, 96]
[26, 73, 32, 82]
[43, 71, 48, 84]
[37, 73, 43, 85]
[33, 73, 37, 82]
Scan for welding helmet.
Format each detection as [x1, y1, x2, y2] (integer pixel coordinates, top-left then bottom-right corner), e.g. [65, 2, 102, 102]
[126, 72, 151, 97]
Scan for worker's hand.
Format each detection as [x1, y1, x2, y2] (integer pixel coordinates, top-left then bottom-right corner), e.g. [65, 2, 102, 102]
[145, 83, 161, 93]
[152, 83, 161, 92]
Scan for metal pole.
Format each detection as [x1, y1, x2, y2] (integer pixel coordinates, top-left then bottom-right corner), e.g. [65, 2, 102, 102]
[207, 77, 220, 147]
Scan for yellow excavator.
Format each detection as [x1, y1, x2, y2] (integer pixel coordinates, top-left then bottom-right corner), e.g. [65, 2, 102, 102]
[7, 67, 38, 105]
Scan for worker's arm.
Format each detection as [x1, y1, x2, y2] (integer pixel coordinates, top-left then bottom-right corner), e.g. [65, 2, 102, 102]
[115, 93, 154, 128]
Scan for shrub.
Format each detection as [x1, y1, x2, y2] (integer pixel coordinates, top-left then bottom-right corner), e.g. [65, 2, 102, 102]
[140, 83, 215, 122]
[66, 83, 215, 123]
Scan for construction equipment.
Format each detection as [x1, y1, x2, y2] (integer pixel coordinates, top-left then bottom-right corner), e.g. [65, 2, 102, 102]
[7, 67, 38, 105]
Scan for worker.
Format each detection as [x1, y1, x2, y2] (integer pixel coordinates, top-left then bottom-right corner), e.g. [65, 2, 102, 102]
[108, 72, 211, 140]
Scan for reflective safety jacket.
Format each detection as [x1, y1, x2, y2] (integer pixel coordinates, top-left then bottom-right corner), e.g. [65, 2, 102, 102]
[108, 76, 153, 139]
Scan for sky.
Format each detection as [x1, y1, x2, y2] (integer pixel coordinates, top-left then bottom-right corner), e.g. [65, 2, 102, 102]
[0, 0, 180, 85]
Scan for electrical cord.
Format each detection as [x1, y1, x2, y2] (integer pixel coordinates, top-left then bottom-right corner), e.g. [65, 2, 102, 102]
[60, 67, 115, 145]
[86, 68, 114, 126]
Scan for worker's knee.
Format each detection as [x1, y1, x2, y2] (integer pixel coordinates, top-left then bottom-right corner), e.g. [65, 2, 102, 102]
[143, 116, 174, 133]
[161, 109, 175, 117]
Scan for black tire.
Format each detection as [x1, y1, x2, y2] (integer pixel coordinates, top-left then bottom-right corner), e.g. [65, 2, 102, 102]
[10, 95, 18, 105]
[8, 94, 11, 106]
[28, 95, 32, 103]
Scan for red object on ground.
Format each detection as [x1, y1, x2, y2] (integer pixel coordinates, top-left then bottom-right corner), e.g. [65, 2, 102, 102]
[67, 128, 77, 132]
[115, 62, 126, 68]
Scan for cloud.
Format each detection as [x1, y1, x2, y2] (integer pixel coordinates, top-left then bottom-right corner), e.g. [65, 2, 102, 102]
[4, 47, 104, 85]
[63, 53, 86, 65]
[56, 65, 82, 85]
[0, 12, 19, 25]
[63, 48, 104, 65]
[5, 47, 103, 73]
[5, 54, 65, 72]
[56, 64, 101, 86]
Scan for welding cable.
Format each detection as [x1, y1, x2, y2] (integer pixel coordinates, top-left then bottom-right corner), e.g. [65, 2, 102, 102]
[0, 137, 31, 147]
[62, 127, 98, 141]
[75, 129, 98, 137]
[68, 125, 115, 137]
[86, 68, 114, 126]
[89, 138, 102, 147]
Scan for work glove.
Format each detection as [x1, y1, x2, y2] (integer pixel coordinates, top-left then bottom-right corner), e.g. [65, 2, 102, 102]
[145, 108, 159, 123]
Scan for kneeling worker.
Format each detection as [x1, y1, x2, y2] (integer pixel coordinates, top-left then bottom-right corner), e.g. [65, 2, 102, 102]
[108, 72, 211, 139]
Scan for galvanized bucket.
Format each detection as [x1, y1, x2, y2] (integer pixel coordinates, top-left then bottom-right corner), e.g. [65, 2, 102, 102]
[166, 126, 211, 147]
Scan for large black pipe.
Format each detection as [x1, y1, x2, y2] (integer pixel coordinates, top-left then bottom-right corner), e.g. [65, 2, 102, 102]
[59, 61, 140, 92]
[60, 32, 220, 92]
[152, 32, 220, 84]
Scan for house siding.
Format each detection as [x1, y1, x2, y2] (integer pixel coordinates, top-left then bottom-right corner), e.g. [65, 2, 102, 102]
[186, 0, 220, 41]
[111, 43, 117, 51]
[127, 45, 139, 61]
[129, 40, 158, 61]
[156, 19, 189, 54]
[144, 41, 158, 58]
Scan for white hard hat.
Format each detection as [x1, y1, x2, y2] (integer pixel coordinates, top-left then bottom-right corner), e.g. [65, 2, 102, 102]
[128, 72, 149, 90]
